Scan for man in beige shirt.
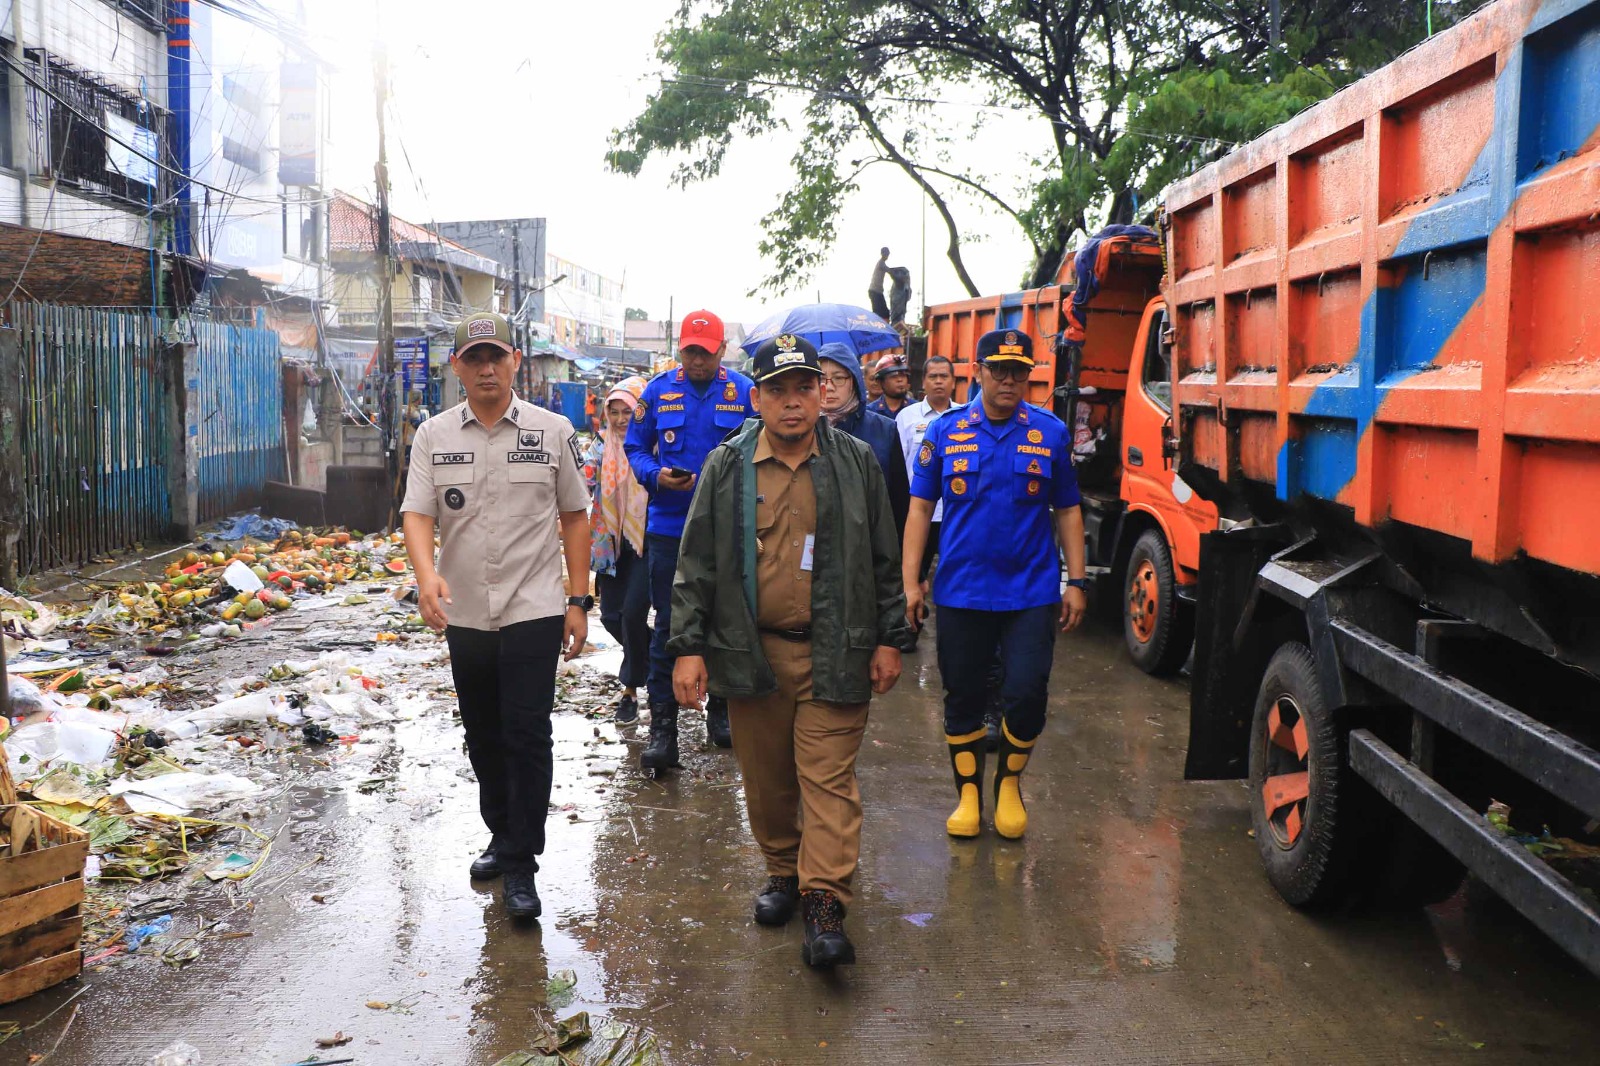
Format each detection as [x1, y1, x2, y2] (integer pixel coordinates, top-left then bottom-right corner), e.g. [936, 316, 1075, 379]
[401, 311, 592, 922]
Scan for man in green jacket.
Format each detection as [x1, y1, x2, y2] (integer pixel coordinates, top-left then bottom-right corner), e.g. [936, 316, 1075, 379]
[669, 333, 912, 968]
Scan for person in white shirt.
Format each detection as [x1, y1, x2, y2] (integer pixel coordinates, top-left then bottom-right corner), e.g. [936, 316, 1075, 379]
[895, 356, 957, 597]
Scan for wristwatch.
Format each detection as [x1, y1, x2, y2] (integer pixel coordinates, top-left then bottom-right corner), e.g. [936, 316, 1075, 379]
[567, 595, 595, 611]
[1065, 577, 1090, 590]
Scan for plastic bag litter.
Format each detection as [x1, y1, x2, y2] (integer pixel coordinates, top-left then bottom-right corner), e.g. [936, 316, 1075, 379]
[0, 589, 64, 638]
[5, 720, 118, 774]
[110, 771, 263, 815]
[312, 691, 391, 724]
[221, 560, 264, 594]
[209, 512, 298, 542]
[160, 691, 283, 740]
[146, 1038, 201, 1065]
[6, 673, 55, 718]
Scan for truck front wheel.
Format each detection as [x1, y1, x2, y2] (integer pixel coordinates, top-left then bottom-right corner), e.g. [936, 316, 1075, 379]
[1248, 642, 1360, 908]
[1123, 529, 1193, 675]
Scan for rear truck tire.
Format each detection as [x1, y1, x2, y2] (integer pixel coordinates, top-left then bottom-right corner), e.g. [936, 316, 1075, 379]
[1123, 529, 1194, 675]
[1248, 642, 1360, 908]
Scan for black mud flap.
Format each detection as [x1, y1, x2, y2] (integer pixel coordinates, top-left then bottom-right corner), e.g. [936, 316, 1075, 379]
[1184, 525, 1295, 780]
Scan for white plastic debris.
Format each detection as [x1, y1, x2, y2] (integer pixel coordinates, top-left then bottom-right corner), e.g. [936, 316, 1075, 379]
[146, 1040, 202, 1066]
[160, 691, 283, 740]
[4, 720, 117, 774]
[222, 560, 263, 593]
[110, 771, 263, 815]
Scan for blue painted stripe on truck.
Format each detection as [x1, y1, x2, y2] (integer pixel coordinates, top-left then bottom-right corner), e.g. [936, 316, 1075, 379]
[1277, 0, 1600, 504]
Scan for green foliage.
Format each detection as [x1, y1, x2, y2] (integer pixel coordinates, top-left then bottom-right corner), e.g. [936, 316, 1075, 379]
[610, 0, 1491, 296]
[624, 307, 651, 321]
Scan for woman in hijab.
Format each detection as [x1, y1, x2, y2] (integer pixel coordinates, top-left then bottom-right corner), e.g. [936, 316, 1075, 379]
[591, 376, 651, 723]
[817, 343, 910, 535]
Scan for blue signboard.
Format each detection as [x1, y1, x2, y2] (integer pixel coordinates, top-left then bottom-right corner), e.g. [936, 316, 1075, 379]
[397, 338, 429, 392]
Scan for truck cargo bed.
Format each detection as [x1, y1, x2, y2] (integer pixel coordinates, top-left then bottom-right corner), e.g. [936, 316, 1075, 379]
[1164, 0, 1600, 580]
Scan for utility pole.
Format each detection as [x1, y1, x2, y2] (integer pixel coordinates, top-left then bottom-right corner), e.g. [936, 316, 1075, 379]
[666, 295, 674, 362]
[373, 44, 398, 527]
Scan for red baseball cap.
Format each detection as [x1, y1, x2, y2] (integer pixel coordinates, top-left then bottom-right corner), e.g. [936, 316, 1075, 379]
[678, 309, 725, 353]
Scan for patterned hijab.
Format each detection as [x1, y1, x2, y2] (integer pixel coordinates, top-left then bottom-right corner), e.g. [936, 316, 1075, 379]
[597, 376, 648, 557]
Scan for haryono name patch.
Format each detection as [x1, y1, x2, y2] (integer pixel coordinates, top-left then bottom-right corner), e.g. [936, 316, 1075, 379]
[508, 450, 552, 464]
[433, 452, 474, 465]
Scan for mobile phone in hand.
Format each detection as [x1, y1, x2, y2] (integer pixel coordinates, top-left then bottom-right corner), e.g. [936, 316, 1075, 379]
[665, 467, 692, 479]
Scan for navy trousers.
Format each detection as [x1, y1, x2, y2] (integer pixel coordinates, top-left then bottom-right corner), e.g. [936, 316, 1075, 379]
[934, 603, 1056, 741]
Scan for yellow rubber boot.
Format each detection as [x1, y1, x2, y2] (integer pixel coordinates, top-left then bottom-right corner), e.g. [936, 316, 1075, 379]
[992, 721, 1036, 840]
[945, 729, 988, 838]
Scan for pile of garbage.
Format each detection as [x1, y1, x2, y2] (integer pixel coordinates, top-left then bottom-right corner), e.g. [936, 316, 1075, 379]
[0, 521, 446, 973]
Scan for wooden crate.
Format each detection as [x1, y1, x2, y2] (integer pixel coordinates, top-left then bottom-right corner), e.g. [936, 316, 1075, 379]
[0, 805, 87, 1005]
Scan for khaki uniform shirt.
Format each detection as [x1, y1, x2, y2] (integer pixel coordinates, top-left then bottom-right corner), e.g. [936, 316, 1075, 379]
[400, 395, 589, 631]
[753, 430, 819, 631]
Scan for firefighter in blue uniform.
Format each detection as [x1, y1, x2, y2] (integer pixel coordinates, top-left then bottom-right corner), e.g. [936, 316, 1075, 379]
[626, 309, 757, 770]
[901, 328, 1088, 840]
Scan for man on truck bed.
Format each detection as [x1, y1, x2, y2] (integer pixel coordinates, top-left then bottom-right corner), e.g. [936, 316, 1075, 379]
[902, 329, 1089, 840]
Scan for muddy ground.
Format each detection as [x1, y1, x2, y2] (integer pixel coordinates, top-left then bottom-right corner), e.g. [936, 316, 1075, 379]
[2, 605, 1597, 1065]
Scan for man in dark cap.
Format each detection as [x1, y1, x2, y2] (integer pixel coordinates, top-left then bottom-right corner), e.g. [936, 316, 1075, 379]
[669, 333, 912, 968]
[902, 328, 1088, 842]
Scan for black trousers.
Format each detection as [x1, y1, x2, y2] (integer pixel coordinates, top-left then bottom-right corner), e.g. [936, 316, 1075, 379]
[597, 539, 650, 690]
[446, 616, 564, 871]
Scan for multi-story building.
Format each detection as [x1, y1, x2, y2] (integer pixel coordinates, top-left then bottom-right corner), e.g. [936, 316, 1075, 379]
[0, 0, 329, 324]
[430, 217, 548, 352]
[0, 0, 173, 280]
[544, 253, 624, 350]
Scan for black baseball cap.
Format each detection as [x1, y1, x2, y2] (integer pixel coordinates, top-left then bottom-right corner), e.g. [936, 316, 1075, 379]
[977, 328, 1034, 366]
[749, 333, 823, 384]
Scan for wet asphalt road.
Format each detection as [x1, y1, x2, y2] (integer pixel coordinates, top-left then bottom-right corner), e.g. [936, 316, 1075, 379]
[5, 618, 1599, 1065]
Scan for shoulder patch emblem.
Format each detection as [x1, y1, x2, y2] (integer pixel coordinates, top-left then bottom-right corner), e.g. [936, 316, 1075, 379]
[635, 402, 647, 422]
[1027, 428, 1043, 444]
[568, 434, 584, 469]
[917, 440, 934, 467]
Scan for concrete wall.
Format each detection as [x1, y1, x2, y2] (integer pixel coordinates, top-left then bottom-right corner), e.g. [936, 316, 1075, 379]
[341, 425, 385, 468]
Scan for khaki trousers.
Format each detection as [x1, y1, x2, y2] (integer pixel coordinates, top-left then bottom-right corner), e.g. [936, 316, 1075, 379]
[727, 634, 870, 905]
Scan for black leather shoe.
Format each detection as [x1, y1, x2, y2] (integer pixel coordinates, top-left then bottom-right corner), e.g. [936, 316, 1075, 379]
[615, 694, 639, 724]
[503, 867, 541, 921]
[641, 704, 680, 769]
[800, 889, 856, 967]
[753, 875, 800, 926]
[706, 696, 733, 749]
[469, 838, 501, 880]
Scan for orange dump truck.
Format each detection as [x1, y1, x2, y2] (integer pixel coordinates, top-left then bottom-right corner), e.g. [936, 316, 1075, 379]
[1167, 0, 1600, 971]
[924, 234, 1217, 675]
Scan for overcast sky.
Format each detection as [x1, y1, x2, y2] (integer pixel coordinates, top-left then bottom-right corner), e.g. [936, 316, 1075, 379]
[306, 0, 1040, 329]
